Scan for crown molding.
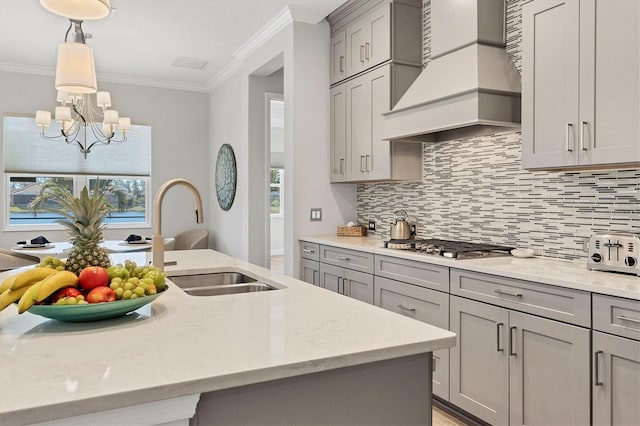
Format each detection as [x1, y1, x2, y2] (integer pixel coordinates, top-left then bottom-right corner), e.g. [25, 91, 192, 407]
[205, 7, 293, 91]
[0, 62, 210, 93]
[0, 62, 54, 77]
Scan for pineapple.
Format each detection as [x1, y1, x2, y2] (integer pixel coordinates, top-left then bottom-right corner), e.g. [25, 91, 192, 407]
[30, 181, 111, 275]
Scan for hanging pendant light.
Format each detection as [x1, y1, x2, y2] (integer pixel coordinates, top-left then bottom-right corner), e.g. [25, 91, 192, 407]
[55, 42, 97, 94]
[40, 0, 111, 21]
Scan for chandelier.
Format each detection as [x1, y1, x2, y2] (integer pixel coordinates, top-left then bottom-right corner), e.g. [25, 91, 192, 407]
[35, 5, 131, 159]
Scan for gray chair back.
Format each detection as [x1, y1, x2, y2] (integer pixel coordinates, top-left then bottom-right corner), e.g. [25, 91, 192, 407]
[174, 229, 209, 250]
[0, 249, 40, 272]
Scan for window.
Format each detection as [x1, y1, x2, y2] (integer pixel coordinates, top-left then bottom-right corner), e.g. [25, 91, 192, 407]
[270, 168, 283, 216]
[3, 115, 152, 231]
[6, 174, 150, 229]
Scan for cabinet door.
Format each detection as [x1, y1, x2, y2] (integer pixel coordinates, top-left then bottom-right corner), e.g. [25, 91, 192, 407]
[579, 0, 640, 166]
[343, 269, 374, 304]
[346, 73, 370, 181]
[345, 17, 367, 77]
[330, 30, 346, 85]
[509, 311, 590, 426]
[319, 263, 342, 294]
[300, 259, 320, 286]
[365, 2, 391, 69]
[330, 84, 347, 182]
[593, 331, 640, 426]
[522, 0, 580, 169]
[450, 296, 509, 425]
[366, 64, 392, 181]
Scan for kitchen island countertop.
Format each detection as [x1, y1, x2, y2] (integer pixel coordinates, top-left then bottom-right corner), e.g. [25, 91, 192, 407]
[0, 249, 455, 425]
[300, 235, 640, 300]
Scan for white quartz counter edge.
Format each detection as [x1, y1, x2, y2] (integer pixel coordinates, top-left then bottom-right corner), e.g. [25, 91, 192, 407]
[301, 235, 640, 300]
[0, 249, 455, 425]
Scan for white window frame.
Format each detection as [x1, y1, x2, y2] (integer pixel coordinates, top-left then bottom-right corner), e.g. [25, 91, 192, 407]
[270, 168, 284, 218]
[4, 173, 152, 232]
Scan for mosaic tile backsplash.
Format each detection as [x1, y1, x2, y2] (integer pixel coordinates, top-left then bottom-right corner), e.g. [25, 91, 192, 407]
[356, 0, 640, 263]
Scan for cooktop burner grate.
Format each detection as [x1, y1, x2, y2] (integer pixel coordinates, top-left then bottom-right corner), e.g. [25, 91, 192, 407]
[384, 238, 514, 259]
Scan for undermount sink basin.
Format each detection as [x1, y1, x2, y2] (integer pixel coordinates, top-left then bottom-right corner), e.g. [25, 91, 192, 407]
[168, 272, 278, 296]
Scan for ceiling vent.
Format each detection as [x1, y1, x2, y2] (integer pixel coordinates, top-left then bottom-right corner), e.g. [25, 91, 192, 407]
[171, 56, 209, 71]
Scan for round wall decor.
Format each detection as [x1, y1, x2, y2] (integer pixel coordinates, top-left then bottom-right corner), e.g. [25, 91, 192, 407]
[215, 144, 237, 211]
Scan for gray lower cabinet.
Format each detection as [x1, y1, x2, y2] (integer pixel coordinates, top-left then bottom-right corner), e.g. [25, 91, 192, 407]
[299, 242, 320, 285]
[319, 263, 374, 304]
[374, 276, 450, 401]
[592, 331, 640, 426]
[450, 295, 590, 425]
[301, 258, 320, 286]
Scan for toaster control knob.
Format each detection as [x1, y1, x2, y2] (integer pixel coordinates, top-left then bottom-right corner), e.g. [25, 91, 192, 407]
[625, 256, 637, 267]
[591, 253, 603, 263]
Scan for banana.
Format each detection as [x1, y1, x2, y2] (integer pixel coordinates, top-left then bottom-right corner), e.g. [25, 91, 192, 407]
[0, 286, 31, 312]
[17, 282, 42, 314]
[10, 267, 58, 291]
[33, 270, 79, 303]
[0, 274, 17, 293]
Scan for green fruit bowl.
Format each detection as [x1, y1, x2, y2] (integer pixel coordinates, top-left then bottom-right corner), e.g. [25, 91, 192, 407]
[26, 291, 165, 322]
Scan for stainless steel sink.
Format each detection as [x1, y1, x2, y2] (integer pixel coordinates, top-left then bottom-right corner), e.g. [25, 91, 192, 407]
[168, 272, 278, 296]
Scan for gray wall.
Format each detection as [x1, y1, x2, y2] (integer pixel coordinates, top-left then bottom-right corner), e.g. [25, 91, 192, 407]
[356, 0, 640, 262]
[0, 71, 210, 248]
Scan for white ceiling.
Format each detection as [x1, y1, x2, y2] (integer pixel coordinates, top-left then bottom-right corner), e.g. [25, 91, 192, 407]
[0, 0, 348, 92]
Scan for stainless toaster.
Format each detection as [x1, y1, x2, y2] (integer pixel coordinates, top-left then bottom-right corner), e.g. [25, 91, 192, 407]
[588, 233, 640, 276]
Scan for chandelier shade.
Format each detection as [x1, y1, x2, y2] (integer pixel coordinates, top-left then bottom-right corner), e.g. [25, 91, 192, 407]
[55, 42, 97, 94]
[40, 0, 111, 20]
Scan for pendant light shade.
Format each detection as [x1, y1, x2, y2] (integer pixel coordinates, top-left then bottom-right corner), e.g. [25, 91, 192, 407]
[40, 0, 111, 20]
[55, 42, 97, 94]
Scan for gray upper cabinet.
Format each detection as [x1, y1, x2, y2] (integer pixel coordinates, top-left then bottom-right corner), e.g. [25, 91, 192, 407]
[522, 0, 640, 170]
[330, 31, 346, 86]
[328, 0, 423, 183]
[335, 63, 423, 182]
[330, 84, 347, 182]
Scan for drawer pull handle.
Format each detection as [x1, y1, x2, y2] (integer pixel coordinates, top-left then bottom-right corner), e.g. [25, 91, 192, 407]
[360, 45, 365, 62]
[336, 255, 350, 261]
[594, 350, 604, 386]
[398, 304, 416, 313]
[303, 249, 315, 254]
[433, 354, 438, 372]
[339, 55, 344, 73]
[496, 322, 504, 352]
[566, 122, 574, 152]
[509, 326, 517, 356]
[617, 315, 640, 324]
[495, 289, 523, 298]
[580, 121, 588, 151]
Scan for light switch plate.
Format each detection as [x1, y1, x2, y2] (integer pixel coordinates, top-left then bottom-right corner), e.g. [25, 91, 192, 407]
[310, 208, 322, 221]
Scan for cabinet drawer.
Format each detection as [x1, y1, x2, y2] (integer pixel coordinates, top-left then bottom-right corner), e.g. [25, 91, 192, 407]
[300, 258, 320, 286]
[593, 294, 640, 341]
[374, 276, 448, 329]
[375, 255, 449, 292]
[450, 269, 591, 327]
[320, 245, 374, 273]
[300, 241, 320, 261]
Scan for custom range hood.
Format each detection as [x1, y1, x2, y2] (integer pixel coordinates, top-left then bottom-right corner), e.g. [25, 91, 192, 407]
[383, 0, 521, 142]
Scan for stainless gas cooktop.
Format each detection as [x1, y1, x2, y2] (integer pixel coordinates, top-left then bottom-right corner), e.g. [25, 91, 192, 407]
[384, 238, 514, 259]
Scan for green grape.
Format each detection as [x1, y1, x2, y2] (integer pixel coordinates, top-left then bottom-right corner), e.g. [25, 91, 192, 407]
[115, 287, 124, 299]
[66, 297, 77, 305]
[76, 295, 85, 301]
[122, 289, 132, 299]
[55, 265, 65, 271]
[123, 282, 134, 291]
[78, 300, 89, 305]
[109, 281, 120, 290]
[134, 286, 145, 296]
[130, 293, 138, 299]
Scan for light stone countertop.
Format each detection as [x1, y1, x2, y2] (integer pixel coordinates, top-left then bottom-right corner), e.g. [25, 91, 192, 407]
[300, 235, 640, 301]
[0, 249, 455, 425]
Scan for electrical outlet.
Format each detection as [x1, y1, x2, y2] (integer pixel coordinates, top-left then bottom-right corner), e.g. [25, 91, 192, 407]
[310, 208, 322, 221]
[368, 220, 376, 231]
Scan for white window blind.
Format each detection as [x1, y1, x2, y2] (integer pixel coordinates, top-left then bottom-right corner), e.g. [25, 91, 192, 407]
[3, 116, 151, 176]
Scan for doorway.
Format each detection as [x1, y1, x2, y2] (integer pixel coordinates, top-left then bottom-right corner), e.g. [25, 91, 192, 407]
[267, 94, 284, 274]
